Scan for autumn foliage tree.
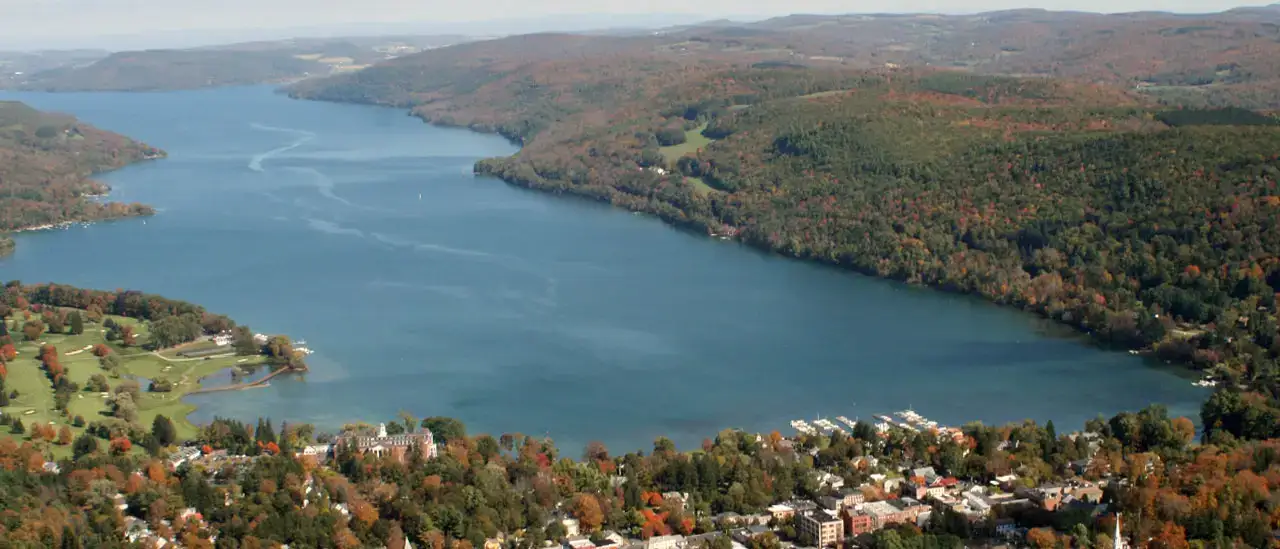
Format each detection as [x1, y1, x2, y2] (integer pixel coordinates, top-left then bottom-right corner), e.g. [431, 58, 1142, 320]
[571, 493, 604, 533]
[1026, 527, 1058, 549]
[22, 320, 44, 341]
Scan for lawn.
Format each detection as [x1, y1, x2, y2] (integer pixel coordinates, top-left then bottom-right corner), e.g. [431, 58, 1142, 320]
[657, 124, 720, 197]
[658, 123, 714, 166]
[685, 176, 716, 197]
[2, 313, 267, 457]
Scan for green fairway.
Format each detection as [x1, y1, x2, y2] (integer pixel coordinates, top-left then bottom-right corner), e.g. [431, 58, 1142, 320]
[1, 313, 266, 457]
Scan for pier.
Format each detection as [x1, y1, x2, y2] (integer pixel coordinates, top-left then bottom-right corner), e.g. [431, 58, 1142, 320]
[790, 409, 963, 442]
[186, 366, 295, 395]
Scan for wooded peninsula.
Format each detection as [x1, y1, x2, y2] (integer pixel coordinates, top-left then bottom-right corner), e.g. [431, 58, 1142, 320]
[0, 101, 163, 254]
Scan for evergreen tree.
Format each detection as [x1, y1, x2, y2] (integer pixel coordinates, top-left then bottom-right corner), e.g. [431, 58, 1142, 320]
[69, 311, 84, 335]
[72, 433, 98, 459]
[279, 421, 293, 454]
[10, 418, 24, 434]
[624, 476, 642, 509]
[1043, 420, 1058, 461]
[256, 418, 277, 445]
[142, 435, 161, 456]
[152, 414, 177, 446]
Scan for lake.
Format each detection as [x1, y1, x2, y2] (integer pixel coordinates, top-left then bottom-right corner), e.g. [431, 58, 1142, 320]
[0, 86, 1208, 454]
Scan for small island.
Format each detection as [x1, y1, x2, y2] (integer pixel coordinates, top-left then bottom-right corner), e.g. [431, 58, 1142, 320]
[0, 282, 306, 457]
[0, 101, 165, 253]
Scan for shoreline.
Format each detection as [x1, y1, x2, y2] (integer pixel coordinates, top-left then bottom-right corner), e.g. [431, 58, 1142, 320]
[284, 90, 1211, 383]
[7, 211, 154, 234]
[2, 145, 164, 245]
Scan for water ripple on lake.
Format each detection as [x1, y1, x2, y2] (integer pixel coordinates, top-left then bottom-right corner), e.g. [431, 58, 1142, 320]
[305, 218, 364, 237]
[247, 123, 315, 172]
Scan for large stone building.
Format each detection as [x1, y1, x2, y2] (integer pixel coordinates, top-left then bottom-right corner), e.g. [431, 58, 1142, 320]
[332, 423, 438, 463]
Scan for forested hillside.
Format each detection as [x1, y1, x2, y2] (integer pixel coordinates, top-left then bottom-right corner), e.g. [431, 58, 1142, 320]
[0, 101, 162, 238]
[295, 6, 1280, 111]
[295, 26, 1280, 413]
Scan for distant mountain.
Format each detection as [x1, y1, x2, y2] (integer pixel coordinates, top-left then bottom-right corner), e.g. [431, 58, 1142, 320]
[4, 36, 470, 92]
[0, 13, 711, 51]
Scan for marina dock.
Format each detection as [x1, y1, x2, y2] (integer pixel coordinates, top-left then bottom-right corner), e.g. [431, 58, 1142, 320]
[790, 409, 962, 441]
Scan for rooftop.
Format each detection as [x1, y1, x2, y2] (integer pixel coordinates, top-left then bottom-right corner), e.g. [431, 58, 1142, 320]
[860, 501, 902, 517]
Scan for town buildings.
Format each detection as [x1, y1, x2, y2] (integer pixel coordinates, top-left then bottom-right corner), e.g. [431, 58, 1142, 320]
[797, 509, 844, 547]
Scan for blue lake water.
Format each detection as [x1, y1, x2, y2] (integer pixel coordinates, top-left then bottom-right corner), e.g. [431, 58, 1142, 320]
[0, 86, 1208, 454]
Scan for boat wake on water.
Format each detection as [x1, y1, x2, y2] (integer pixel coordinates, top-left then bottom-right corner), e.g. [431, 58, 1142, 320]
[284, 166, 385, 212]
[247, 123, 316, 172]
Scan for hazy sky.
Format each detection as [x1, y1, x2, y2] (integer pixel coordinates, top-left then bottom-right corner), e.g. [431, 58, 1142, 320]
[0, 0, 1263, 49]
